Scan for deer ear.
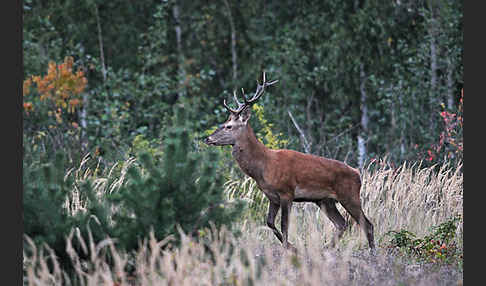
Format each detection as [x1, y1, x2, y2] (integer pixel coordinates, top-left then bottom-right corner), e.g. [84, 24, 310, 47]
[240, 107, 252, 123]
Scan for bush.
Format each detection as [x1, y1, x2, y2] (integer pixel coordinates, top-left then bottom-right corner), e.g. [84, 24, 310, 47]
[24, 107, 246, 277]
[23, 152, 111, 271]
[23, 56, 90, 164]
[108, 108, 245, 252]
[385, 215, 462, 265]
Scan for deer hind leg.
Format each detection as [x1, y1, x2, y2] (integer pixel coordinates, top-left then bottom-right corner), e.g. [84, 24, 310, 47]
[340, 198, 375, 249]
[317, 199, 347, 247]
[280, 198, 297, 252]
[266, 201, 283, 243]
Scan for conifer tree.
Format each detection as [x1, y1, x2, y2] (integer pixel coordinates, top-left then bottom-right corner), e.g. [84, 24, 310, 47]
[109, 107, 244, 251]
[23, 152, 110, 270]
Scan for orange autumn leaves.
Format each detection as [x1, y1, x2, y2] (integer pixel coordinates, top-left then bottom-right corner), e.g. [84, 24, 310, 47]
[23, 56, 87, 117]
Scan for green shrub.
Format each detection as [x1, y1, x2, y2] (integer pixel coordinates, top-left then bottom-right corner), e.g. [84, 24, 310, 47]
[24, 107, 246, 277]
[23, 152, 111, 271]
[385, 215, 462, 265]
[109, 108, 245, 252]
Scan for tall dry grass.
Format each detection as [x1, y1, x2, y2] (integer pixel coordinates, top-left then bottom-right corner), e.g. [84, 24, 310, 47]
[24, 159, 463, 285]
[62, 154, 137, 217]
[361, 159, 463, 243]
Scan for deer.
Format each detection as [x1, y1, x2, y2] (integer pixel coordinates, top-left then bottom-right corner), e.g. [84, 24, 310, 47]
[203, 72, 375, 251]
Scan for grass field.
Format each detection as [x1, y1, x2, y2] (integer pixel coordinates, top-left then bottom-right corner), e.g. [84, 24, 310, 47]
[24, 159, 463, 285]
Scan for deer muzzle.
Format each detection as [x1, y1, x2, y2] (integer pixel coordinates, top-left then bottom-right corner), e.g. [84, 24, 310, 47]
[203, 136, 216, 146]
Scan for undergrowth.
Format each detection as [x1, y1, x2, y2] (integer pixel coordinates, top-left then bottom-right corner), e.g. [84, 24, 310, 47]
[385, 215, 462, 266]
[23, 158, 463, 285]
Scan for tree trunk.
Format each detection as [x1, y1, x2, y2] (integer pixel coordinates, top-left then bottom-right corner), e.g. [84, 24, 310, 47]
[305, 94, 314, 150]
[288, 110, 311, 154]
[398, 82, 406, 160]
[223, 0, 237, 88]
[429, 25, 437, 100]
[447, 58, 455, 110]
[428, 0, 439, 128]
[94, 5, 107, 82]
[172, 1, 185, 99]
[358, 64, 368, 169]
[80, 4, 106, 148]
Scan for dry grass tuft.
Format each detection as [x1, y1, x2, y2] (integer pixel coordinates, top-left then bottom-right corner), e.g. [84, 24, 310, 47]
[63, 155, 137, 217]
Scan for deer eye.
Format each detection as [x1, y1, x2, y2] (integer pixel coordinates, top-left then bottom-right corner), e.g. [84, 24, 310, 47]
[225, 125, 232, 130]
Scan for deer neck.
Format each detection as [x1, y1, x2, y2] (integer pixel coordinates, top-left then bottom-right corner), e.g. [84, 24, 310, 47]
[232, 124, 268, 181]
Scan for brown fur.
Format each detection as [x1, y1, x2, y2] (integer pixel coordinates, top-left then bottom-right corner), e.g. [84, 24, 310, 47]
[222, 124, 375, 250]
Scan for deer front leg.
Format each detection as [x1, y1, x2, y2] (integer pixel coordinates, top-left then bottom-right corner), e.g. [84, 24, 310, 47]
[266, 201, 283, 243]
[280, 198, 296, 252]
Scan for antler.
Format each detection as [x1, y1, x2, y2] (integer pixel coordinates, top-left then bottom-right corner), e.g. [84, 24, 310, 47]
[223, 90, 246, 114]
[223, 72, 278, 115]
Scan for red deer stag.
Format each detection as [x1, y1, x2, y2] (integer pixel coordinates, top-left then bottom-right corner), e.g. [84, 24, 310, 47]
[203, 72, 375, 250]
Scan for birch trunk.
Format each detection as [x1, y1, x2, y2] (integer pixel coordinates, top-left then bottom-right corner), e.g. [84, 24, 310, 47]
[223, 0, 237, 87]
[428, 1, 439, 128]
[358, 64, 368, 168]
[172, 1, 185, 99]
[447, 58, 455, 110]
[94, 5, 107, 82]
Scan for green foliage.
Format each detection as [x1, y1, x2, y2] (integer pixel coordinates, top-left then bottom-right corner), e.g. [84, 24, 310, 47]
[385, 216, 462, 266]
[23, 110, 246, 277]
[130, 134, 163, 163]
[23, 152, 111, 270]
[386, 229, 417, 248]
[23, 0, 463, 167]
[109, 108, 245, 251]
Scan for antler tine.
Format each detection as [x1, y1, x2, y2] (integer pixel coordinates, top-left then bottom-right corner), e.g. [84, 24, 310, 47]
[245, 72, 278, 104]
[241, 88, 249, 104]
[233, 89, 244, 106]
[249, 84, 263, 103]
[266, 79, 279, 86]
[223, 72, 278, 114]
[223, 98, 236, 113]
[223, 90, 246, 114]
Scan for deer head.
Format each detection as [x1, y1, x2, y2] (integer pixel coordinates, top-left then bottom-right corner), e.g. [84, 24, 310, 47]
[204, 72, 278, 146]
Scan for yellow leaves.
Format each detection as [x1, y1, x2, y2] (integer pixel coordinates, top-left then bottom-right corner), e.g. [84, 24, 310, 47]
[252, 104, 288, 149]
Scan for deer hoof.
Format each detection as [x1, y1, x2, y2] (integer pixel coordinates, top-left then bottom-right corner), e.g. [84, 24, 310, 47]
[285, 242, 298, 253]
